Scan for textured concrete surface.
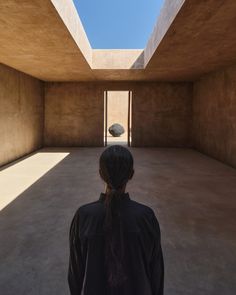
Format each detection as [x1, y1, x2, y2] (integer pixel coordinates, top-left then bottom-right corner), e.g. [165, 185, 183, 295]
[0, 63, 44, 166]
[0, 151, 69, 210]
[0, 0, 94, 81]
[132, 82, 193, 147]
[106, 90, 129, 145]
[1, 0, 236, 81]
[44, 82, 192, 147]
[193, 64, 236, 168]
[92, 50, 144, 69]
[0, 147, 236, 295]
[44, 83, 104, 147]
[50, 0, 92, 65]
[107, 91, 129, 141]
[145, 0, 236, 80]
[144, 0, 185, 66]
[106, 133, 128, 145]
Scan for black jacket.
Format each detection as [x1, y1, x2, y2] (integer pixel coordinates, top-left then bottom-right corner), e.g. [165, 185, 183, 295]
[68, 192, 164, 295]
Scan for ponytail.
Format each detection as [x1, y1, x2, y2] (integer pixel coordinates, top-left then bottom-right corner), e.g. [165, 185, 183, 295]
[103, 186, 128, 288]
[99, 145, 134, 288]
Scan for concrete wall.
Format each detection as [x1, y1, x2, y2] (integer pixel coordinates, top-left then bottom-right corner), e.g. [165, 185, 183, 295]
[132, 83, 193, 147]
[107, 91, 129, 132]
[44, 82, 192, 147]
[0, 64, 44, 167]
[44, 83, 104, 146]
[1, 60, 235, 167]
[192, 65, 236, 167]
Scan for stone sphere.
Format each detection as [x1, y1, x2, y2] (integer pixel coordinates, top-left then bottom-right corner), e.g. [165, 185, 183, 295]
[108, 123, 125, 137]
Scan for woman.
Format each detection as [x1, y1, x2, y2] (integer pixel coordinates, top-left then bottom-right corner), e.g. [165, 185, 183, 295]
[68, 145, 164, 295]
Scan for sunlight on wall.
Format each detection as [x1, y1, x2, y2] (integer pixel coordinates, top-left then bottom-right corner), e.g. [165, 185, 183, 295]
[106, 91, 129, 145]
[0, 152, 70, 211]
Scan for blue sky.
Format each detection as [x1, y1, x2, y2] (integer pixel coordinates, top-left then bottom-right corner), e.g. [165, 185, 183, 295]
[73, 0, 164, 49]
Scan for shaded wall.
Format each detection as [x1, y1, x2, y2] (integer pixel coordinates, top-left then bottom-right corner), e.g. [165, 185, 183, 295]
[0, 64, 44, 167]
[192, 65, 236, 167]
[44, 83, 104, 146]
[132, 83, 192, 147]
[45, 82, 192, 147]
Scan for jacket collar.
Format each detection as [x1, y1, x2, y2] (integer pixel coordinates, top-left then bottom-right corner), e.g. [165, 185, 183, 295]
[99, 192, 130, 202]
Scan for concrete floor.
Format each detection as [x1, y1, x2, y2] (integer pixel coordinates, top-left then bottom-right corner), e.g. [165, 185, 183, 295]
[106, 131, 129, 145]
[0, 147, 236, 295]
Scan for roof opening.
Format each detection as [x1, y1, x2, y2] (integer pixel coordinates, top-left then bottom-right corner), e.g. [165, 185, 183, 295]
[73, 0, 164, 49]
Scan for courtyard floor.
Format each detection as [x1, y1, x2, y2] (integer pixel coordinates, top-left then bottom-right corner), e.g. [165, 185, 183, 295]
[0, 147, 236, 294]
[106, 131, 129, 145]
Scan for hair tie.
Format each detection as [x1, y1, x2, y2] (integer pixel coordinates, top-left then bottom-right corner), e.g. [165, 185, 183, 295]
[108, 182, 116, 190]
[111, 187, 117, 193]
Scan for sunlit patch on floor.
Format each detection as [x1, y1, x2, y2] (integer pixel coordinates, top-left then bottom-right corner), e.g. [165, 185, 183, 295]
[0, 152, 70, 211]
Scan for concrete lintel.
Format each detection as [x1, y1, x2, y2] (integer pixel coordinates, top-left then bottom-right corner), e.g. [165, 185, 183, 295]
[92, 50, 144, 70]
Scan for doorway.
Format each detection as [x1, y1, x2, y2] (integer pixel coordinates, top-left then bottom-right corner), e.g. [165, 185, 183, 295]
[104, 91, 132, 146]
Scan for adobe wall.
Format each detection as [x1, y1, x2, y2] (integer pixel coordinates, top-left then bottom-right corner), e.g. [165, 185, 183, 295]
[192, 65, 236, 167]
[44, 83, 104, 146]
[0, 64, 44, 167]
[44, 82, 192, 147]
[107, 91, 129, 133]
[132, 82, 192, 147]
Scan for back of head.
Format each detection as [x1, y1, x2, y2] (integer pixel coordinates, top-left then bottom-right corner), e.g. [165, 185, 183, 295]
[99, 145, 134, 288]
[99, 144, 134, 192]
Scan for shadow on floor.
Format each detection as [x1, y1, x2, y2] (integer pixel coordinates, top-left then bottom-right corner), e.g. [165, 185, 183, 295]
[0, 147, 236, 295]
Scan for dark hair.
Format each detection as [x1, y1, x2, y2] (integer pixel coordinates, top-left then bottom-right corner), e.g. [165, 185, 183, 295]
[99, 145, 134, 288]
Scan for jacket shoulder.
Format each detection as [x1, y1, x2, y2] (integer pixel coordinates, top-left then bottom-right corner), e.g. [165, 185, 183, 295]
[129, 199, 155, 216]
[77, 198, 154, 213]
[75, 200, 103, 218]
[73, 198, 157, 220]
[79, 200, 101, 210]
